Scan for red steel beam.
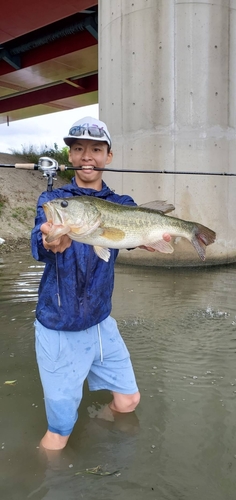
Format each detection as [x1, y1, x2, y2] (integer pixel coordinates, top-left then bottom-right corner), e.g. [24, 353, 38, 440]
[0, 74, 98, 113]
[0, 1, 98, 43]
[0, 30, 97, 77]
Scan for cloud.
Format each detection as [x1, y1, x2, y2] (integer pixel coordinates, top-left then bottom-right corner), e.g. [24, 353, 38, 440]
[0, 104, 99, 154]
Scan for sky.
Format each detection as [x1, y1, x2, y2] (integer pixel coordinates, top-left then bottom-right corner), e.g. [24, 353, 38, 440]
[0, 103, 99, 154]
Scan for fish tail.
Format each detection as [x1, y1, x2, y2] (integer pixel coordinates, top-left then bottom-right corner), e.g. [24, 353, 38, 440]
[191, 223, 216, 261]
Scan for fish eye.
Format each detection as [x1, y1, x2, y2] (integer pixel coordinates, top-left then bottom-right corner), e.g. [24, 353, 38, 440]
[61, 200, 68, 208]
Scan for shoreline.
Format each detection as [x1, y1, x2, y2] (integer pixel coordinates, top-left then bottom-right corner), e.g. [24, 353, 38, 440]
[0, 152, 67, 255]
[0, 237, 31, 255]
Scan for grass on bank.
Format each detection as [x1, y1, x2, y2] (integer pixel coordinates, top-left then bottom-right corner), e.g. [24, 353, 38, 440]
[0, 194, 8, 215]
[11, 207, 36, 224]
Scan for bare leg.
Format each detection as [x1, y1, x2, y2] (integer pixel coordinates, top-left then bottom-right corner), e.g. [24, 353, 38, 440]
[88, 391, 140, 422]
[109, 391, 140, 413]
[40, 430, 70, 451]
[91, 392, 140, 433]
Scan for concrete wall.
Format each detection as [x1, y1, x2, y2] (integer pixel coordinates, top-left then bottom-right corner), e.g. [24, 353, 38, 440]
[99, 0, 236, 266]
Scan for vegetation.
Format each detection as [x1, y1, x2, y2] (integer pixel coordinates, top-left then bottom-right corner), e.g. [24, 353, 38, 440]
[10, 143, 74, 181]
[0, 194, 8, 216]
[11, 207, 35, 224]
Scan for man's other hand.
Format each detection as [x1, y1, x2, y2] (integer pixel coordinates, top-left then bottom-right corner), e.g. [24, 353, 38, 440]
[139, 232, 171, 252]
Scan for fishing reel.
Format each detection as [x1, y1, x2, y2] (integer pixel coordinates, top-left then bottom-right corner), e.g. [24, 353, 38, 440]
[37, 157, 59, 191]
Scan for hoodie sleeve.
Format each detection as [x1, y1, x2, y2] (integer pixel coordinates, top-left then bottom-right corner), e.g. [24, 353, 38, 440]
[31, 192, 56, 263]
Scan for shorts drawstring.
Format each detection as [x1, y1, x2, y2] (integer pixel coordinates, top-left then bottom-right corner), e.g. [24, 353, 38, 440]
[97, 323, 103, 364]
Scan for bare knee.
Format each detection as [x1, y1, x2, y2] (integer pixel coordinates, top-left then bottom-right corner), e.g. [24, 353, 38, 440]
[110, 391, 140, 413]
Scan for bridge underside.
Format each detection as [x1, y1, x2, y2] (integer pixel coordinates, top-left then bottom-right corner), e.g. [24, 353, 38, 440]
[0, 0, 98, 124]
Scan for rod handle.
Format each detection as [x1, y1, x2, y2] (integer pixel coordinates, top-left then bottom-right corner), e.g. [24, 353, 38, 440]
[15, 163, 37, 169]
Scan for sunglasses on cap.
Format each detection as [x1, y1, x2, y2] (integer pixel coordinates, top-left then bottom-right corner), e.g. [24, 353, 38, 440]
[68, 125, 111, 146]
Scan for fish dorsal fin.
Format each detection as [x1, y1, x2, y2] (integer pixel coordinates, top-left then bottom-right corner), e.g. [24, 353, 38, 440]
[139, 200, 175, 214]
[101, 227, 125, 241]
[148, 240, 174, 254]
[93, 246, 110, 262]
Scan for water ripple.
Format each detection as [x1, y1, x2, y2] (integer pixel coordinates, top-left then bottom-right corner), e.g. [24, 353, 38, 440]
[0, 256, 43, 304]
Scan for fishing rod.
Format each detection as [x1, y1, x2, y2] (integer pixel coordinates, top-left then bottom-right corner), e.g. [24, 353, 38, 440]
[0, 157, 235, 191]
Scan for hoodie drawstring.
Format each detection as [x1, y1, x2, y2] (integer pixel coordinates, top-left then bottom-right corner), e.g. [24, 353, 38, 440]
[97, 323, 103, 364]
[55, 254, 61, 307]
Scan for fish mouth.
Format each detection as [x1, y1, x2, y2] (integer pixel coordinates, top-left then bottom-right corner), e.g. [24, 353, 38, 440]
[43, 202, 63, 224]
[43, 203, 52, 220]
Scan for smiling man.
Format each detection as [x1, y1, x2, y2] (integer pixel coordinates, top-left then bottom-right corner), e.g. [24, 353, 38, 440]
[31, 116, 170, 451]
[69, 138, 111, 185]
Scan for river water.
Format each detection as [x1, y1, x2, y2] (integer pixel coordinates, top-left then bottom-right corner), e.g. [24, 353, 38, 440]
[0, 249, 236, 500]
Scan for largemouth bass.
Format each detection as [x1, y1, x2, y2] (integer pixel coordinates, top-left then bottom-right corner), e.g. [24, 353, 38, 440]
[43, 196, 216, 262]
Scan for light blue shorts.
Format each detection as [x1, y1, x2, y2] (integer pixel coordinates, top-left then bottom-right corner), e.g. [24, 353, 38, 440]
[35, 316, 138, 436]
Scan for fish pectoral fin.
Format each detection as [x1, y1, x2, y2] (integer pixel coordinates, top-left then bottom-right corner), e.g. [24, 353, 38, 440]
[148, 240, 174, 254]
[45, 225, 70, 243]
[93, 245, 110, 262]
[101, 227, 125, 241]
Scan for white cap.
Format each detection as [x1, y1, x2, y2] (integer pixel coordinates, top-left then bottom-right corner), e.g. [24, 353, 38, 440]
[63, 116, 111, 148]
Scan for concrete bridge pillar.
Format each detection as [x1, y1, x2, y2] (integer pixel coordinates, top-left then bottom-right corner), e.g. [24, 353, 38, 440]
[99, 0, 236, 266]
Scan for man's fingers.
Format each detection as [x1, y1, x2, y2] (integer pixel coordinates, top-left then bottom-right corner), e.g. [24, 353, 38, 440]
[41, 225, 72, 253]
[143, 246, 155, 252]
[40, 222, 52, 234]
[163, 233, 171, 242]
[48, 238, 71, 253]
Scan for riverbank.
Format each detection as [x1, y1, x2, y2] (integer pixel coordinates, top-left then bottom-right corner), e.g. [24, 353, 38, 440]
[0, 152, 66, 254]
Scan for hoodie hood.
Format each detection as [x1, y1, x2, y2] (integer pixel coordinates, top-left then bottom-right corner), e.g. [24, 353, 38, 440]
[60, 177, 115, 199]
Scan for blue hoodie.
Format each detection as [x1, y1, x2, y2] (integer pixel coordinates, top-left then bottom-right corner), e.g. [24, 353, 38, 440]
[31, 177, 136, 331]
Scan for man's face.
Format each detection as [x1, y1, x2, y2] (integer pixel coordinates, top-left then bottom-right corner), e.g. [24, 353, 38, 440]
[68, 139, 113, 186]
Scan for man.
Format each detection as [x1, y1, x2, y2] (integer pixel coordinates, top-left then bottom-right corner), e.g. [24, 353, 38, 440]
[31, 116, 170, 450]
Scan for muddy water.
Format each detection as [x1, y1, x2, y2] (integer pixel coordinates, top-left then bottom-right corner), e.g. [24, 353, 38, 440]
[0, 250, 236, 500]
